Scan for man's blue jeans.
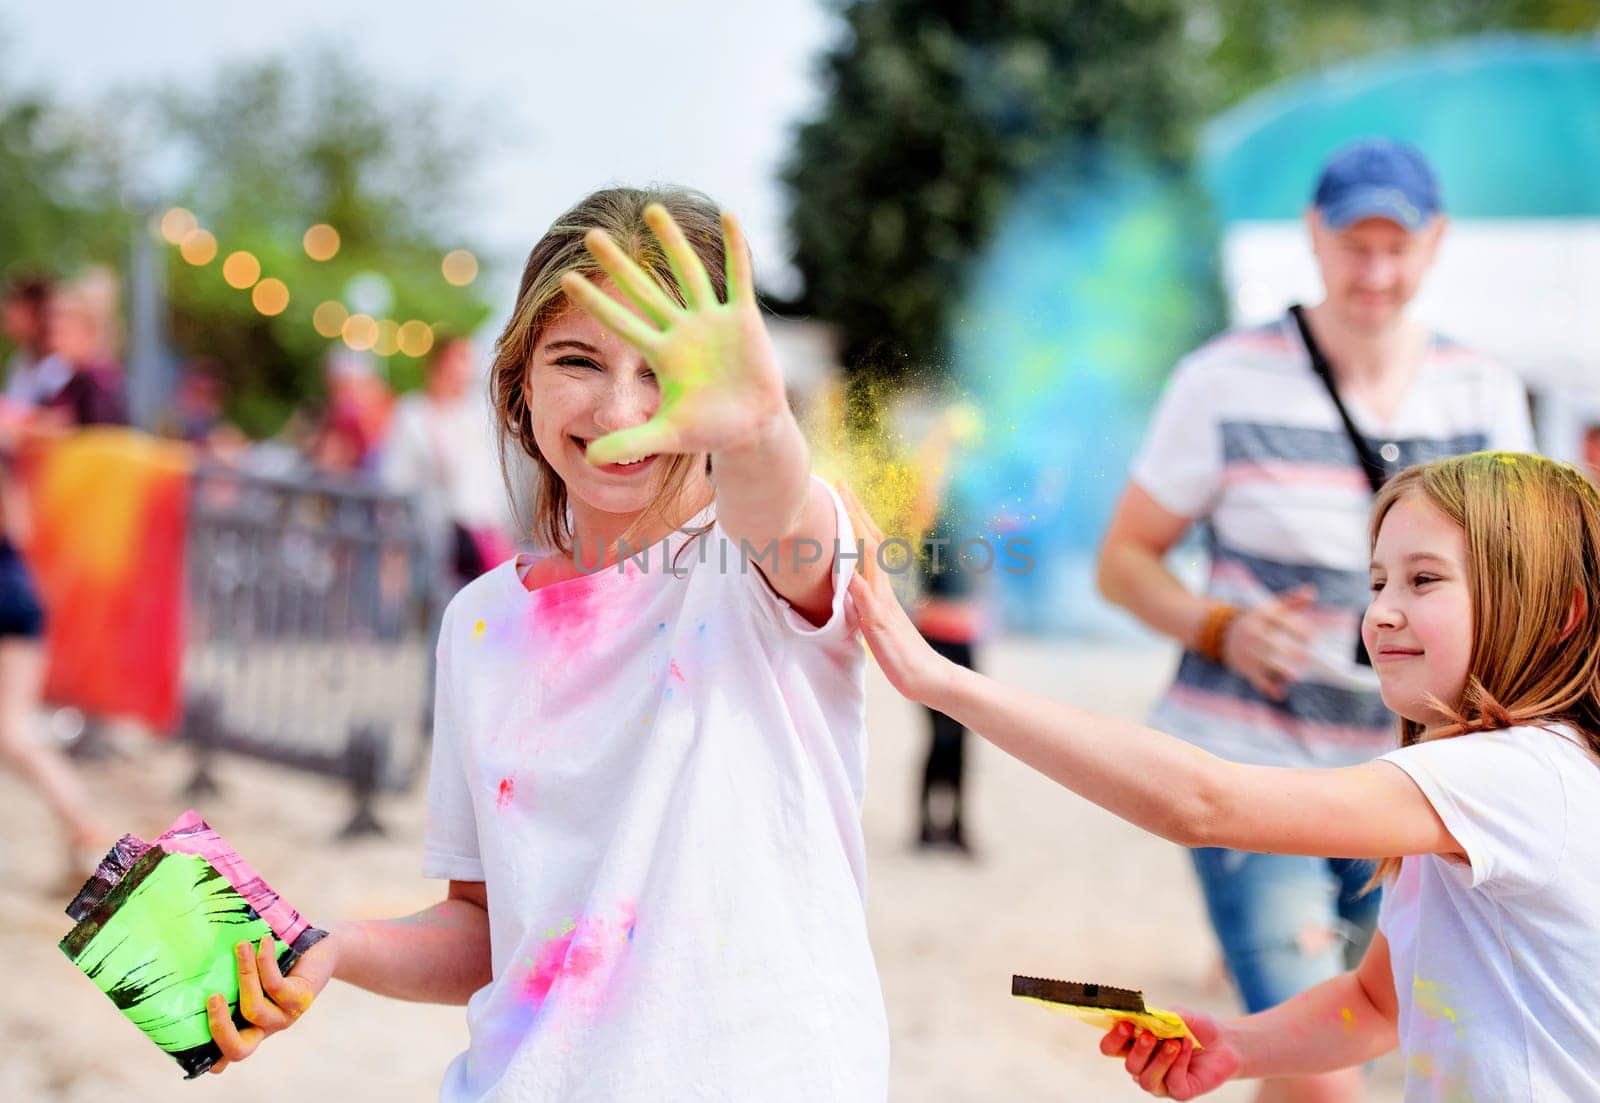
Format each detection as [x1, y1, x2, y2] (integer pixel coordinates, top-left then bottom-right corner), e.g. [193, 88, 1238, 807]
[1190, 847, 1382, 1013]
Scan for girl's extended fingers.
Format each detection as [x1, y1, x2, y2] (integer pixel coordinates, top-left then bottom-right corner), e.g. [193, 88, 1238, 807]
[643, 204, 716, 309]
[721, 210, 755, 307]
[207, 1057, 230, 1076]
[836, 481, 885, 545]
[846, 569, 874, 615]
[560, 272, 661, 353]
[1139, 1038, 1184, 1095]
[207, 992, 265, 1063]
[257, 936, 314, 1019]
[582, 229, 679, 327]
[836, 484, 883, 586]
[237, 939, 289, 1030]
[834, 483, 869, 548]
[1164, 1038, 1197, 1097]
[1124, 1029, 1159, 1077]
[1099, 1020, 1136, 1057]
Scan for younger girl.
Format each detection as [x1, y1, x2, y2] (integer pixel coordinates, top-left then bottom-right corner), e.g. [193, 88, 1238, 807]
[208, 188, 887, 1100]
[840, 451, 1600, 1101]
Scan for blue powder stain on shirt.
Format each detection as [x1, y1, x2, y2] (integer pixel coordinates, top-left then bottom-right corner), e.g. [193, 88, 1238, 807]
[656, 621, 666, 633]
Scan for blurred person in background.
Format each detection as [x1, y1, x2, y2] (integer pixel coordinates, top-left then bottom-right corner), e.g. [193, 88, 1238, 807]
[2, 276, 69, 407]
[37, 276, 128, 428]
[380, 333, 516, 590]
[309, 349, 392, 478]
[0, 464, 110, 883]
[0, 276, 110, 884]
[1096, 139, 1532, 1103]
[1582, 422, 1600, 485]
[166, 355, 248, 462]
[908, 403, 984, 854]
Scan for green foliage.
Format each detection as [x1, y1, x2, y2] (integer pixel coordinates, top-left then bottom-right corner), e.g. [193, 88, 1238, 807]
[0, 30, 490, 437]
[0, 66, 132, 293]
[785, 0, 1197, 379]
[154, 50, 491, 436]
[1188, 0, 1598, 112]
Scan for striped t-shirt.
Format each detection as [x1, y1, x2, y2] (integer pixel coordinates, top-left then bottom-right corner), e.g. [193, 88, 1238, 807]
[1132, 313, 1533, 769]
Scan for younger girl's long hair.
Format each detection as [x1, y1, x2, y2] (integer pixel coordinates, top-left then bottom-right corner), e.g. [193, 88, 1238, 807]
[1368, 451, 1600, 882]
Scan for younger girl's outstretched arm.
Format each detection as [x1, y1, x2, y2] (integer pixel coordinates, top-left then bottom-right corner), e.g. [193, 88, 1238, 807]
[1104, 932, 1399, 1098]
[838, 485, 1459, 860]
[562, 206, 836, 624]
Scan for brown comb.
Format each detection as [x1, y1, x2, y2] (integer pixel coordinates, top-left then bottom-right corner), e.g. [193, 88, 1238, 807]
[1011, 975, 1148, 1013]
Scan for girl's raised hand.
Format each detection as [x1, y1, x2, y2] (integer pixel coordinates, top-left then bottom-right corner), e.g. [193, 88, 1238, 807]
[1098, 1010, 1239, 1100]
[561, 204, 787, 467]
[837, 481, 951, 704]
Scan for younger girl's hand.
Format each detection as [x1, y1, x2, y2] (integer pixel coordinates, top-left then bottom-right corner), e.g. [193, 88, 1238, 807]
[1098, 1010, 1239, 1099]
[561, 204, 787, 466]
[837, 481, 952, 704]
[206, 933, 337, 1074]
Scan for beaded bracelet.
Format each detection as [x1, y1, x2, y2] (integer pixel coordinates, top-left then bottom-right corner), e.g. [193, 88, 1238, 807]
[1195, 603, 1242, 664]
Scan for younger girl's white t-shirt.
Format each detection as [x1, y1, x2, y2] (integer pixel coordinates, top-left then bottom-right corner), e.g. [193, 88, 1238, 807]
[423, 480, 887, 1101]
[1378, 723, 1600, 1102]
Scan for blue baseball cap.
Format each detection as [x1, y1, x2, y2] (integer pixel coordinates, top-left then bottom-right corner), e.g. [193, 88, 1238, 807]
[1312, 139, 1441, 231]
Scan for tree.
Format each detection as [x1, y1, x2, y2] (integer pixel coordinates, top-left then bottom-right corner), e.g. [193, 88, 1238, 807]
[0, 35, 130, 292]
[151, 50, 493, 436]
[784, 0, 1200, 383]
[1187, 0, 1599, 113]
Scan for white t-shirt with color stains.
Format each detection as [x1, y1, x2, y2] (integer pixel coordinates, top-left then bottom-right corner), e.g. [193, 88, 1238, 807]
[423, 479, 886, 1102]
[1379, 724, 1600, 1102]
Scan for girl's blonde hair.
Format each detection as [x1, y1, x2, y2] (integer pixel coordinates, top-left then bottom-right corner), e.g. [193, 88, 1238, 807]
[1368, 451, 1600, 882]
[489, 186, 728, 554]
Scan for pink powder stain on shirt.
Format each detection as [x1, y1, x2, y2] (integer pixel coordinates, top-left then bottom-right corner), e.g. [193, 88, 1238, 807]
[517, 903, 639, 1017]
[527, 582, 603, 645]
[524, 572, 645, 686]
[496, 776, 516, 809]
[669, 659, 686, 684]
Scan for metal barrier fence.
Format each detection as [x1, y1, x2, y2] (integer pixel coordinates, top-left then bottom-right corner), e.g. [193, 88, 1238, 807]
[179, 464, 440, 836]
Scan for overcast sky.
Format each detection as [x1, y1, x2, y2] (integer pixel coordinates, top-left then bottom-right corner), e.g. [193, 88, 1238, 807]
[4, 1, 838, 311]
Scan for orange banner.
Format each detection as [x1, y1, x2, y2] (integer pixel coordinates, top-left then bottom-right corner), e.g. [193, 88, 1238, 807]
[22, 429, 193, 732]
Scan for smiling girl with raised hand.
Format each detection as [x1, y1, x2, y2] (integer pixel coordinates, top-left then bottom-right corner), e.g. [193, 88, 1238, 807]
[205, 188, 886, 1100]
[841, 451, 1600, 1101]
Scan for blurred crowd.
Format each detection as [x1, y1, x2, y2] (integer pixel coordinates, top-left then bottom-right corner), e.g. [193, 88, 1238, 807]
[3, 267, 518, 565]
[0, 268, 516, 884]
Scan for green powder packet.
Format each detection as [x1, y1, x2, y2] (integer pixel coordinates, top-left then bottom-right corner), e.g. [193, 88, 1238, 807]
[60, 846, 277, 1078]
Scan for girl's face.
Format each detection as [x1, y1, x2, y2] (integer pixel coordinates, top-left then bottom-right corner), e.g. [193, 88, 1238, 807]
[525, 281, 702, 519]
[1363, 491, 1474, 730]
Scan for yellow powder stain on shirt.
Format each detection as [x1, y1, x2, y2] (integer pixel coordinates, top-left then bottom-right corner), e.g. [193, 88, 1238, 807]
[472, 619, 486, 639]
[1412, 977, 1465, 1036]
[1407, 1051, 1439, 1077]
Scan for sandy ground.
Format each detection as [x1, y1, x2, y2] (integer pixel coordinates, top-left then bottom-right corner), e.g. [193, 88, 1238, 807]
[0, 638, 1404, 1101]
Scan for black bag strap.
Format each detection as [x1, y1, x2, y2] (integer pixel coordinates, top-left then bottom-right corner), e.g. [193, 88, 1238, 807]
[1288, 304, 1387, 495]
